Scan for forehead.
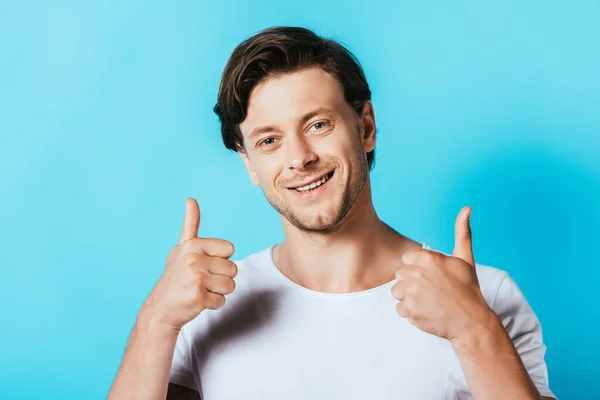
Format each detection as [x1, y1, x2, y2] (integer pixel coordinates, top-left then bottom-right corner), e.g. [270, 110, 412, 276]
[239, 67, 348, 135]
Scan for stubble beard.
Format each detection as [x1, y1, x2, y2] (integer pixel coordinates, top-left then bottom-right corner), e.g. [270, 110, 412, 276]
[263, 154, 369, 234]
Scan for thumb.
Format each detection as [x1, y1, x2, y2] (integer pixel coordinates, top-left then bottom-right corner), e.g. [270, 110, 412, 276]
[179, 197, 200, 245]
[453, 206, 475, 267]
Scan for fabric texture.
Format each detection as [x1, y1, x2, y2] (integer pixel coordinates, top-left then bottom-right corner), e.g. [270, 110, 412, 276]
[169, 242, 555, 399]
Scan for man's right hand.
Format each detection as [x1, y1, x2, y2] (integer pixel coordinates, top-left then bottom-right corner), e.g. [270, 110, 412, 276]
[140, 197, 238, 332]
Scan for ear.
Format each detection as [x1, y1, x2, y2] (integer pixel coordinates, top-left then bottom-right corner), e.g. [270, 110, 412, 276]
[238, 148, 260, 186]
[359, 101, 376, 153]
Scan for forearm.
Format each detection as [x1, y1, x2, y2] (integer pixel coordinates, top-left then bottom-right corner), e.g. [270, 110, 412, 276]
[108, 312, 180, 400]
[451, 311, 541, 400]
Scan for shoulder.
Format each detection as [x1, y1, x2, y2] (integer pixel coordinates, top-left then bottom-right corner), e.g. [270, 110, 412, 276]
[473, 262, 511, 310]
[425, 243, 545, 344]
[466, 258, 544, 341]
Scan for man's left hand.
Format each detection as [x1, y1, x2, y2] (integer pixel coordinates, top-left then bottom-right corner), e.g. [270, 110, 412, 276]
[391, 206, 494, 342]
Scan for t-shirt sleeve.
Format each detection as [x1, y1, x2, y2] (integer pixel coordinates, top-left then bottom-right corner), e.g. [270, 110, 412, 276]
[492, 273, 556, 399]
[169, 323, 198, 392]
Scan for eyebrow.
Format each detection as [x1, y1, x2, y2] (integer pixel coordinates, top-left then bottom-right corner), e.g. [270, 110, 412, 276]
[249, 107, 337, 140]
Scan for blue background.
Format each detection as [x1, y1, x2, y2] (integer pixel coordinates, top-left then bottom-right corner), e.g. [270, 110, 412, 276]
[1, 1, 598, 399]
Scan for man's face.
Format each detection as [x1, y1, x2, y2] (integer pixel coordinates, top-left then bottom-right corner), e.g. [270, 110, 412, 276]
[238, 67, 375, 232]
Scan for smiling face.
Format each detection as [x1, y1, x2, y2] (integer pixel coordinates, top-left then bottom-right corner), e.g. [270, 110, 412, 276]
[238, 67, 376, 233]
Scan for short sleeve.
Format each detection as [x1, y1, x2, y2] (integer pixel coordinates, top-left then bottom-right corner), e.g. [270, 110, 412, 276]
[169, 323, 198, 391]
[492, 274, 556, 399]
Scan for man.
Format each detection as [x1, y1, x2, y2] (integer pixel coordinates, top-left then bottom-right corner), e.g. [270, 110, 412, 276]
[108, 26, 556, 399]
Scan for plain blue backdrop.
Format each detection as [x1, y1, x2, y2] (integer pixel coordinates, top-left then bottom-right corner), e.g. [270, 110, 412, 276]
[1, 1, 598, 399]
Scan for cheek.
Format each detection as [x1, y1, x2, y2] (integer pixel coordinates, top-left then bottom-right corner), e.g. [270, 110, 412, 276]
[317, 132, 358, 166]
[336, 129, 365, 162]
[254, 156, 284, 187]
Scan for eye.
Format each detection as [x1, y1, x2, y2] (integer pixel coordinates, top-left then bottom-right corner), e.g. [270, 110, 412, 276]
[258, 137, 277, 147]
[310, 121, 328, 131]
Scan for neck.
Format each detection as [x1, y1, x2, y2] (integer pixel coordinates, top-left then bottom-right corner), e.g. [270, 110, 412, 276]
[273, 179, 422, 294]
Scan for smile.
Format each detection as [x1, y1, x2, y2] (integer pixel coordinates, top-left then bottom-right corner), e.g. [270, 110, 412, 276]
[291, 171, 334, 192]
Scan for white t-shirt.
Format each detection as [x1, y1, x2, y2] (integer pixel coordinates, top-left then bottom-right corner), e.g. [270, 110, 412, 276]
[169, 243, 555, 399]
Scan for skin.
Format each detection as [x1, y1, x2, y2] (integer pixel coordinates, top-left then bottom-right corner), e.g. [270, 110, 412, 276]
[108, 199, 236, 400]
[236, 67, 552, 399]
[108, 66, 554, 400]
[238, 67, 422, 293]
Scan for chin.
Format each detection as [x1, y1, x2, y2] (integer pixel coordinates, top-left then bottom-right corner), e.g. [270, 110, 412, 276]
[266, 183, 353, 232]
[289, 208, 345, 232]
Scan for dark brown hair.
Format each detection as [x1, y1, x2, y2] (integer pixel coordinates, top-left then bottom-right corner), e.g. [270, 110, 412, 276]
[213, 26, 376, 170]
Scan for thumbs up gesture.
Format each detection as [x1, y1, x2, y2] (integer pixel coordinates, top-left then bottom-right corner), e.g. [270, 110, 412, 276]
[141, 198, 238, 332]
[391, 206, 492, 341]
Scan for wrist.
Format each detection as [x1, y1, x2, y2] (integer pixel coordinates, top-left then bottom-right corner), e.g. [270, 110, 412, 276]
[450, 306, 503, 352]
[137, 307, 181, 339]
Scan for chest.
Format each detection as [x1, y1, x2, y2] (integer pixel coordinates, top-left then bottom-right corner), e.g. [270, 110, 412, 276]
[194, 299, 466, 399]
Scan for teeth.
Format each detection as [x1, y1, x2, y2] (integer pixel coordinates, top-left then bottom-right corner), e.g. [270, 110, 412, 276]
[296, 173, 330, 192]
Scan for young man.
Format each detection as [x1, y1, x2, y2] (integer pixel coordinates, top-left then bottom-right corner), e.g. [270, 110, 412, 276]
[108, 26, 556, 399]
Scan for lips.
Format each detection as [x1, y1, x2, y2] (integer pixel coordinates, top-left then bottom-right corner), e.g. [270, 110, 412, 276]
[288, 171, 334, 192]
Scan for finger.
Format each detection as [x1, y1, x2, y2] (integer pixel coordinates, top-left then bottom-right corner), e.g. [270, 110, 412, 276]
[203, 290, 226, 310]
[401, 250, 439, 269]
[207, 258, 238, 278]
[395, 265, 416, 282]
[179, 198, 200, 245]
[391, 281, 406, 301]
[453, 206, 475, 267]
[401, 250, 419, 266]
[395, 299, 408, 318]
[183, 237, 235, 259]
[397, 264, 428, 283]
[204, 274, 236, 296]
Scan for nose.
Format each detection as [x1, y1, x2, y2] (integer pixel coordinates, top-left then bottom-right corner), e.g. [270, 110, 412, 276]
[286, 135, 318, 170]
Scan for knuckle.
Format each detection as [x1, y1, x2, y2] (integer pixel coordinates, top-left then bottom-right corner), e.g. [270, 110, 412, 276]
[182, 237, 203, 252]
[194, 285, 205, 300]
[404, 297, 415, 312]
[431, 251, 444, 263]
[395, 302, 404, 314]
[422, 252, 435, 264]
[395, 269, 402, 281]
[464, 226, 472, 239]
[204, 299, 215, 310]
[190, 237, 204, 246]
[183, 287, 202, 309]
[180, 238, 194, 252]
[231, 262, 239, 277]
[391, 284, 402, 299]
[204, 297, 215, 309]
[226, 278, 236, 294]
[410, 268, 425, 280]
[201, 292, 213, 309]
[407, 283, 418, 294]
[406, 285, 419, 298]
[207, 294, 226, 310]
[184, 253, 201, 267]
[194, 270, 208, 286]
[403, 265, 417, 275]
